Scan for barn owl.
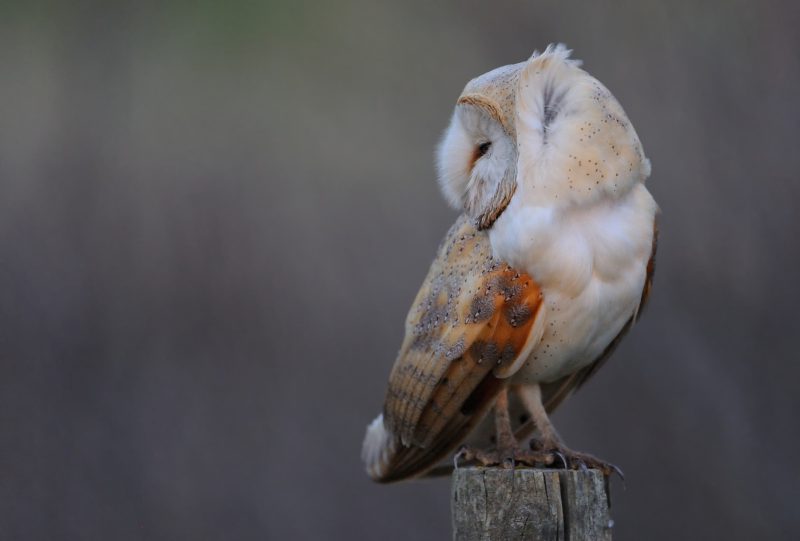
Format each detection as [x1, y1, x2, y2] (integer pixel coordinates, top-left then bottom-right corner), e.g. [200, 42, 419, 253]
[362, 44, 658, 482]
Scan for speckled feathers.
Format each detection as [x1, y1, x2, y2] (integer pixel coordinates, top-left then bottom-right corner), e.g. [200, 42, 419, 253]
[515, 44, 651, 208]
[369, 216, 544, 481]
[364, 44, 658, 483]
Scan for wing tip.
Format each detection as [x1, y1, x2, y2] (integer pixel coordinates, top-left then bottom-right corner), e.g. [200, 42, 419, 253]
[362, 414, 398, 482]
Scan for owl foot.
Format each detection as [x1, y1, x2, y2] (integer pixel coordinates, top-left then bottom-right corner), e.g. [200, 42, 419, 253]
[530, 439, 624, 480]
[454, 443, 558, 470]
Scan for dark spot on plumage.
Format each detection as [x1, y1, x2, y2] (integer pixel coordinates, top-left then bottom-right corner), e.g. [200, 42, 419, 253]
[498, 343, 516, 364]
[495, 275, 522, 301]
[469, 293, 494, 323]
[505, 302, 532, 327]
[469, 339, 499, 365]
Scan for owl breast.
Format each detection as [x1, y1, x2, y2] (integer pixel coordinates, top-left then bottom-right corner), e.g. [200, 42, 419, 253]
[489, 182, 658, 384]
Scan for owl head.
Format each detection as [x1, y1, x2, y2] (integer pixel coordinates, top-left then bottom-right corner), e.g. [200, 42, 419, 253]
[436, 44, 650, 230]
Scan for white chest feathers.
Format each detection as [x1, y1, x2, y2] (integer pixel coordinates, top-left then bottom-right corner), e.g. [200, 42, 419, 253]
[489, 183, 657, 383]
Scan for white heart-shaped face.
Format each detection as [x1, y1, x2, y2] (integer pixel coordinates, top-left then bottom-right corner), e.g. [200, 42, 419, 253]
[436, 103, 516, 229]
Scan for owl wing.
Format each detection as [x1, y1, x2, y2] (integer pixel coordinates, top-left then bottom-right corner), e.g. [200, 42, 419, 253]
[364, 215, 545, 482]
[412, 219, 659, 477]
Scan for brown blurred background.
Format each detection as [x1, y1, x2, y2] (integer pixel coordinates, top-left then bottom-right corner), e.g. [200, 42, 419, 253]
[2, 1, 799, 539]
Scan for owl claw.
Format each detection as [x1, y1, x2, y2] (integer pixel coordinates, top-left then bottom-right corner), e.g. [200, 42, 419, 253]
[452, 443, 556, 469]
[552, 450, 568, 469]
[454, 439, 625, 479]
[611, 464, 626, 485]
[453, 445, 469, 471]
[545, 446, 624, 481]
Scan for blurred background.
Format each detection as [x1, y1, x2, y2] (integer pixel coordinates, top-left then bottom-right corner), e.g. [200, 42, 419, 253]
[2, 0, 799, 539]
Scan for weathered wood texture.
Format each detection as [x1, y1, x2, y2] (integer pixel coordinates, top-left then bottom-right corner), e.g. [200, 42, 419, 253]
[451, 468, 612, 541]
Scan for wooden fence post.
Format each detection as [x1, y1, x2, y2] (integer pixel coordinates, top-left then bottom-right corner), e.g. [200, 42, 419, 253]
[451, 467, 613, 540]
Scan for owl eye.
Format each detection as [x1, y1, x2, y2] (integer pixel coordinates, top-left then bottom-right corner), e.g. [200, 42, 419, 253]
[469, 141, 493, 170]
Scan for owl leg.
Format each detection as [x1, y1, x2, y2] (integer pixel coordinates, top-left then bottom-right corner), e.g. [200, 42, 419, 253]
[455, 387, 557, 469]
[518, 384, 624, 479]
[493, 385, 517, 453]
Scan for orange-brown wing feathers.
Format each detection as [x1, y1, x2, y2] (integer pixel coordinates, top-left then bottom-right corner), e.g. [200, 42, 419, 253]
[371, 215, 543, 481]
[412, 266, 542, 448]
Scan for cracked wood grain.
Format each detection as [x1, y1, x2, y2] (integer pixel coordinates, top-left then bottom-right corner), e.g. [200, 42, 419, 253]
[452, 468, 612, 541]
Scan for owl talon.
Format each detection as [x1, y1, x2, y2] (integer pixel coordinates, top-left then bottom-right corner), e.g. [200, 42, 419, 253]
[610, 464, 626, 484]
[543, 445, 624, 480]
[552, 450, 568, 469]
[454, 445, 473, 470]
